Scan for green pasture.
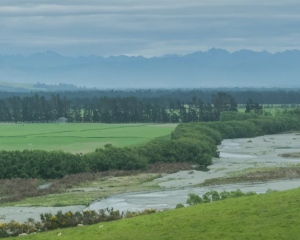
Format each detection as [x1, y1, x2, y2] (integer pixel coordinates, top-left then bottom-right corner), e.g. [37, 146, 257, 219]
[0, 81, 44, 91]
[237, 108, 283, 114]
[0, 123, 177, 153]
[237, 104, 299, 115]
[16, 188, 300, 240]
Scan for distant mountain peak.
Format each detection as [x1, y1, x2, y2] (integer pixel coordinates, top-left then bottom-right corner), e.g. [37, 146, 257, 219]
[261, 50, 271, 55]
[206, 48, 230, 55]
[43, 50, 59, 56]
[1, 48, 300, 89]
[31, 50, 61, 57]
[234, 49, 255, 54]
[281, 49, 300, 54]
[161, 54, 181, 58]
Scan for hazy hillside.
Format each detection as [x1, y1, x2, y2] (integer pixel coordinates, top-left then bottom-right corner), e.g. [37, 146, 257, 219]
[1, 49, 300, 88]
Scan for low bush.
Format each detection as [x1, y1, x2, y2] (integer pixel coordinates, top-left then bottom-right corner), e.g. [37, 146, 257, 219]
[220, 111, 261, 121]
[201, 167, 300, 187]
[175, 203, 185, 209]
[0, 208, 157, 238]
[186, 193, 203, 205]
[0, 163, 194, 205]
[186, 190, 258, 206]
[266, 189, 278, 194]
[279, 153, 300, 158]
[137, 138, 214, 166]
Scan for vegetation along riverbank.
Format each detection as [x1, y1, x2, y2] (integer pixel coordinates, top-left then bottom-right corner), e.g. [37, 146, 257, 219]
[1, 109, 300, 180]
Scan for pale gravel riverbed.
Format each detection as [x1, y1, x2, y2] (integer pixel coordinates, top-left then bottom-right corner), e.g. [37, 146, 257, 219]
[85, 179, 300, 213]
[1, 133, 300, 223]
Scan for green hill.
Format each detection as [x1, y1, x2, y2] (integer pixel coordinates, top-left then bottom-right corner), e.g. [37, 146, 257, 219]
[16, 188, 300, 240]
[0, 81, 45, 91]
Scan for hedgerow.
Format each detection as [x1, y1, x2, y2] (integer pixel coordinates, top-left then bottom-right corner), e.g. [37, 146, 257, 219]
[1, 112, 300, 180]
[185, 190, 258, 206]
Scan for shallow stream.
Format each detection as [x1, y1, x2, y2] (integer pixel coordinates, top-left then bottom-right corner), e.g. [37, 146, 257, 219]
[2, 134, 300, 223]
[85, 179, 300, 212]
[85, 138, 300, 212]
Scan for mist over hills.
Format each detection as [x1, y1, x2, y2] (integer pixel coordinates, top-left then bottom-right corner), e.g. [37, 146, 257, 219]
[1, 48, 300, 88]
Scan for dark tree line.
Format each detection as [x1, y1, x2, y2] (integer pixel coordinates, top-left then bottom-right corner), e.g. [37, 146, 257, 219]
[0, 93, 237, 123]
[1, 88, 300, 104]
[245, 99, 263, 114]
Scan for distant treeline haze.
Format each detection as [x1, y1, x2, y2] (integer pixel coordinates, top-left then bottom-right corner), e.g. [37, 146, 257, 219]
[1, 89, 300, 104]
[0, 93, 237, 123]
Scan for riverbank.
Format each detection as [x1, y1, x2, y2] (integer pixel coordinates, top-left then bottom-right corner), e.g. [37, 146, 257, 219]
[156, 133, 300, 188]
[1, 133, 300, 223]
[9, 187, 300, 240]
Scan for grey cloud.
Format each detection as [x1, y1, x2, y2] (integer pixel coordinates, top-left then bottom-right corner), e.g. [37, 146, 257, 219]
[0, 0, 300, 56]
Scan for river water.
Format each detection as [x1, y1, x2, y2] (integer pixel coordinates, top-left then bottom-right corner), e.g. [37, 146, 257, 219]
[85, 139, 300, 212]
[85, 179, 300, 212]
[2, 135, 300, 224]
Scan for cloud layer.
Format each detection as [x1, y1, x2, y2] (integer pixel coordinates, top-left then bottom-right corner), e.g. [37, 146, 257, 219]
[1, 0, 300, 56]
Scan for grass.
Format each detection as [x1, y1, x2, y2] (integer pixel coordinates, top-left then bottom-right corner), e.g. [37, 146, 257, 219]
[0, 163, 193, 207]
[226, 167, 279, 177]
[279, 153, 300, 158]
[213, 168, 227, 173]
[238, 107, 289, 115]
[0, 81, 44, 91]
[0, 81, 34, 89]
[199, 167, 300, 186]
[237, 104, 299, 115]
[12, 188, 300, 240]
[0, 174, 162, 207]
[0, 123, 177, 153]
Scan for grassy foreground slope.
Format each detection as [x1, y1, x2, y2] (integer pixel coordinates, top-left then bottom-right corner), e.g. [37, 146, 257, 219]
[18, 188, 300, 240]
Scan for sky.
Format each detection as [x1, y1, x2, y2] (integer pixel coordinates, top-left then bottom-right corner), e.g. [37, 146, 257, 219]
[1, 0, 300, 57]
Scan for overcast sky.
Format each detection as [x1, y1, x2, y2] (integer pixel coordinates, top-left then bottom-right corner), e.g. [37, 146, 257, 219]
[1, 0, 300, 57]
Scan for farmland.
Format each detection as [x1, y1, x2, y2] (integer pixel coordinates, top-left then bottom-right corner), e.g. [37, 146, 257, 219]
[0, 123, 177, 153]
[237, 104, 300, 115]
[0, 81, 38, 91]
[1, 90, 300, 239]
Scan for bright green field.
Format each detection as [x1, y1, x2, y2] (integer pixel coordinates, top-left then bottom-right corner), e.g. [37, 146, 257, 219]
[0, 81, 45, 91]
[0, 123, 177, 153]
[237, 104, 299, 115]
[238, 108, 293, 115]
[16, 188, 300, 240]
[0, 80, 34, 89]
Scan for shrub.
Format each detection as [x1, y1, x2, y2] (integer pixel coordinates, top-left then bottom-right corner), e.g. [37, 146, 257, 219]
[220, 190, 231, 200]
[186, 193, 203, 205]
[204, 191, 220, 202]
[0, 208, 157, 238]
[137, 138, 214, 166]
[266, 189, 278, 194]
[187, 190, 258, 206]
[0, 163, 193, 205]
[220, 111, 261, 121]
[175, 203, 185, 209]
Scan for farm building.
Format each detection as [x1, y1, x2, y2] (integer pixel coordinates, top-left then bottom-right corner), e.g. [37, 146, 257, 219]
[56, 117, 68, 123]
